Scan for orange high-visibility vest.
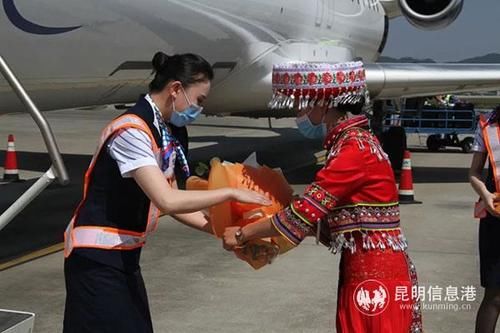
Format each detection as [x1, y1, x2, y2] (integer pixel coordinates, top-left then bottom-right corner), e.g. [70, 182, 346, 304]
[64, 115, 163, 257]
[480, 113, 500, 192]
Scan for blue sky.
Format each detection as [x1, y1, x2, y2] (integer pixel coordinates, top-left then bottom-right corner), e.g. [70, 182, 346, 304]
[383, 0, 500, 61]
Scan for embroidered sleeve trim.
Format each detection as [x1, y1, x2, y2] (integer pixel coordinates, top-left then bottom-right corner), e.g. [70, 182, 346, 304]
[271, 215, 300, 247]
[272, 206, 314, 246]
[304, 183, 338, 211]
[290, 204, 316, 227]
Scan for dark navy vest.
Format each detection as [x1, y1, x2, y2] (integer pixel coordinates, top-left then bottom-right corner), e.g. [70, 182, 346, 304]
[73, 96, 162, 271]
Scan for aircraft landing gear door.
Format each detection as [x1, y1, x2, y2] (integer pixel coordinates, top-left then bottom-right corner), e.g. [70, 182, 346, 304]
[316, 0, 334, 29]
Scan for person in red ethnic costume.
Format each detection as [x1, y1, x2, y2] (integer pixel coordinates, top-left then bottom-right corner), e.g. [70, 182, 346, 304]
[223, 61, 423, 332]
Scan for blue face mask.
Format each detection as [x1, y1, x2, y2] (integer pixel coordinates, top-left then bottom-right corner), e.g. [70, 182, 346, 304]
[296, 114, 327, 139]
[170, 88, 203, 127]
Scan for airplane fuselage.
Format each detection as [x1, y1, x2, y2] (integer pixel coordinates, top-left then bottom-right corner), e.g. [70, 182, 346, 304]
[0, 0, 387, 115]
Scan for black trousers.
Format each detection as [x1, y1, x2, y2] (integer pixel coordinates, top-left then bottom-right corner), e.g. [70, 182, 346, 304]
[63, 253, 153, 333]
[479, 215, 500, 288]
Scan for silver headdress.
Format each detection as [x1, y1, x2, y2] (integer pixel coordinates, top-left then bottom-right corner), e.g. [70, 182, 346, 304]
[269, 61, 370, 111]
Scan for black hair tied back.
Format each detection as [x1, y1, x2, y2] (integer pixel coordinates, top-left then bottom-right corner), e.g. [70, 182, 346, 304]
[152, 51, 170, 73]
[149, 51, 214, 93]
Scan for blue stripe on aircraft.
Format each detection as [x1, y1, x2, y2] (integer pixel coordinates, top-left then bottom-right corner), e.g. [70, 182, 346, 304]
[3, 0, 81, 35]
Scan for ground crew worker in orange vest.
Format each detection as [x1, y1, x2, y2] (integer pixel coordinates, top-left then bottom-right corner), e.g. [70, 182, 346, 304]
[470, 106, 500, 333]
[62, 52, 270, 333]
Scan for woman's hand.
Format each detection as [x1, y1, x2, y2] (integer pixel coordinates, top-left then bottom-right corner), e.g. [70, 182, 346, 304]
[230, 189, 272, 206]
[482, 191, 500, 218]
[223, 226, 241, 251]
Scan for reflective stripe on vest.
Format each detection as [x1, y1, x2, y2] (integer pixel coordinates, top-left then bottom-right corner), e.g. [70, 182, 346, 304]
[481, 114, 500, 192]
[64, 115, 162, 258]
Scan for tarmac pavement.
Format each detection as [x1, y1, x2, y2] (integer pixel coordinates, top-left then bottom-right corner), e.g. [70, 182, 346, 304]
[0, 108, 490, 332]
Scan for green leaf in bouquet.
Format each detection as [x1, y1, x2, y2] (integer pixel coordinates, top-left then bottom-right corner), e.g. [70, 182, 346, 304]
[194, 162, 209, 177]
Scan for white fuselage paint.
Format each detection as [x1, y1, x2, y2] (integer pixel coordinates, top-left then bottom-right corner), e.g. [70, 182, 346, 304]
[0, 0, 386, 115]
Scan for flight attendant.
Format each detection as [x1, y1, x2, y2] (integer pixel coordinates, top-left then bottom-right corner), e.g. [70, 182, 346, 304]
[63, 51, 270, 332]
[224, 61, 423, 332]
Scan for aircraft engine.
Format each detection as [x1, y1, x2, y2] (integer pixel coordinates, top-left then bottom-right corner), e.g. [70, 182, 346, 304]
[399, 0, 463, 30]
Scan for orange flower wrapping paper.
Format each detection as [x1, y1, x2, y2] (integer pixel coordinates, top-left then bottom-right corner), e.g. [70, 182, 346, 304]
[186, 159, 295, 269]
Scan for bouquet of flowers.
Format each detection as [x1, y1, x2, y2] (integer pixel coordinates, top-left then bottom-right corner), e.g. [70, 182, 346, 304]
[186, 154, 295, 269]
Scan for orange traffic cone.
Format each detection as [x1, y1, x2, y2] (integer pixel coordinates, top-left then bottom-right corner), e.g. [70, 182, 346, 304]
[2, 134, 20, 182]
[398, 150, 421, 204]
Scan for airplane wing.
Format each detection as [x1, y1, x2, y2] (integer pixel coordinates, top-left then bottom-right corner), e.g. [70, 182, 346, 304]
[366, 63, 500, 99]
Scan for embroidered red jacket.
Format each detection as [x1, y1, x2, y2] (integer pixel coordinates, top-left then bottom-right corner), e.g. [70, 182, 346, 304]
[272, 116, 402, 251]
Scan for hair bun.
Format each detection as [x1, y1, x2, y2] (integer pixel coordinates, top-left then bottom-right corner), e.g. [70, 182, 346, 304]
[152, 51, 170, 72]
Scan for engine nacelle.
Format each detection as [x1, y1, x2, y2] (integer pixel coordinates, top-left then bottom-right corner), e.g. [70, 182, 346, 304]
[399, 0, 463, 30]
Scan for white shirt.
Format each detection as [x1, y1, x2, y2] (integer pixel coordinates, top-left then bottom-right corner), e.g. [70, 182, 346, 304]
[471, 111, 496, 153]
[472, 127, 486, 153]
[106, 95, 162, 178]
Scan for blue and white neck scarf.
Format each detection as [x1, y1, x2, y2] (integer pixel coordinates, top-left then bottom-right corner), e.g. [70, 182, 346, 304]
[146, 95, 190, 178]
